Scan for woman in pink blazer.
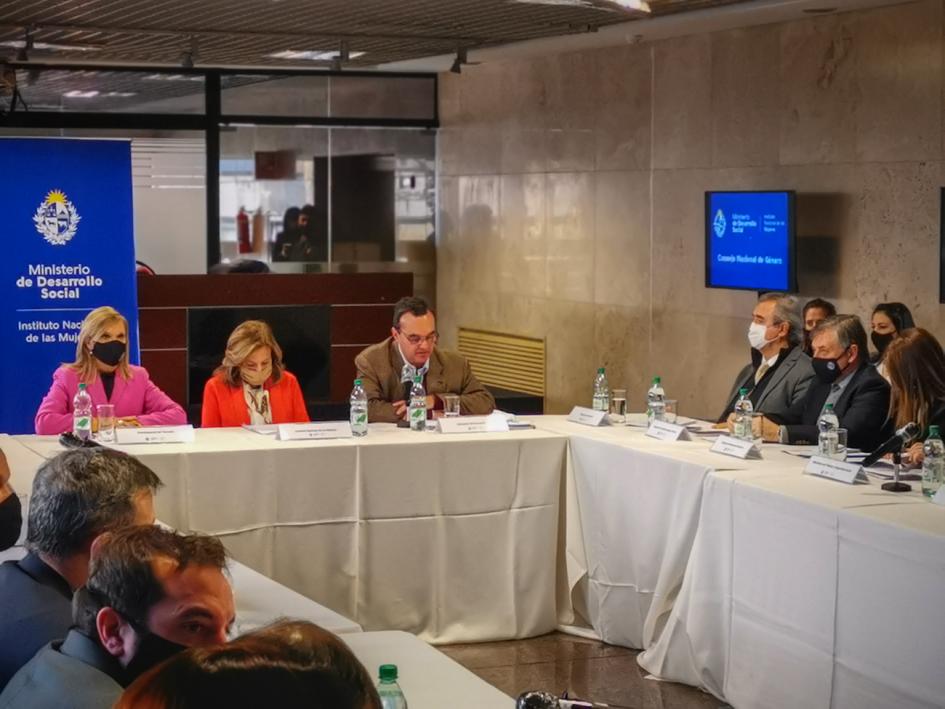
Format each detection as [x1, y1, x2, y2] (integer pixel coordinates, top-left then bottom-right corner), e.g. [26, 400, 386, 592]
[34, 306, 187, 435]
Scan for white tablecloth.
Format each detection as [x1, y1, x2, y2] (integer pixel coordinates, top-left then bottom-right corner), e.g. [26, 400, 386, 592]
[15, 424, 568, 644]
[343, 631, 513, 708]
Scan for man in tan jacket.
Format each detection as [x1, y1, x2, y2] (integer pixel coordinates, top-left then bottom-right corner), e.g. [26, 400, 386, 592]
[354, 296, 495, 423]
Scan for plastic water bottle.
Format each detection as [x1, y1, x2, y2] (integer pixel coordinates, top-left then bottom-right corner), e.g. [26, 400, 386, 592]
[350, 378, 368, 437]
[592, 367, 610, 412]
[646, 376, 665, 424]
[73, 383, 92, 441]
[921, 425, 945, 498]
[408, 375, 426, 431]
[733, 388, 753, 441]
[377, 664, 408, 709]
[817, 403, 840, 458]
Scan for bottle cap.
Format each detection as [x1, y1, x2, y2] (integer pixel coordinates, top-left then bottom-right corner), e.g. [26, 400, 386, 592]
[78, 383, 86, 390]
[738, 387, 748, 396]
[929, 425, 940, 437]
[653, 376, 661, 384]
[824, 403, 834, 410]
[414, 375, 422, 383]
[354, 378, 362, 386]
[379, 664, 398, 681]
[597, 367, 605, 374]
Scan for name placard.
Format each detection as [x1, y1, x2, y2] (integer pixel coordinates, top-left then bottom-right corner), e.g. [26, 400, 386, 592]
[932, 486, 945, 506]
[804, 455, 867, 485]
[277, 422, 352, 441]
[438, 415, 510, 434]
[115, 425, 195, 445]
[710, 435, 762, 460]
[567, 406, 609, 427]
[645, 421, 691, 442]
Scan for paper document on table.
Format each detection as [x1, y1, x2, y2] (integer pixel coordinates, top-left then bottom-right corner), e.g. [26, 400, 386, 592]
[862, 459, 921, 480]
[242, 424, 278, 435]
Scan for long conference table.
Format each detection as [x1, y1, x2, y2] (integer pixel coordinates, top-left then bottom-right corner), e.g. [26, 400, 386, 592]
[9, 417, 945, 709]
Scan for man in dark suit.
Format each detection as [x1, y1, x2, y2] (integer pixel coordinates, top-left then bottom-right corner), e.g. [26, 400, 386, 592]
[719, 293, 815, 425]
[0, 449, 161, 690]
[0, 526, 234, 709]
[755, 314, 893, 451]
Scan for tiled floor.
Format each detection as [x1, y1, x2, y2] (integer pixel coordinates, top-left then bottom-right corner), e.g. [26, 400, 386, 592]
[441, 632, 724, 709]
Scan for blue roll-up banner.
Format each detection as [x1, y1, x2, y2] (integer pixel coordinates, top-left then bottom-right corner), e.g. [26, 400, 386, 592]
[0, 138, 138, 434]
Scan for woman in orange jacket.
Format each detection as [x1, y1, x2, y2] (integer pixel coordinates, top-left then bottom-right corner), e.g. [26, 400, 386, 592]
[201, 320, 309, 427]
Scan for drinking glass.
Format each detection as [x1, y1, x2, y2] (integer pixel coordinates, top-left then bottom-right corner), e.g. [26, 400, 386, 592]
[833, 428, 848, 461]
[610, 389, 627, 424]
[663, 399, 678, 424]
[95, 404, 116, 443]
[440, 393, 461, 417]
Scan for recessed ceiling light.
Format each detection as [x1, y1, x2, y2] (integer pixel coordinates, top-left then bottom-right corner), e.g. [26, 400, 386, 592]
[63, 90, 136, 98]
[0, 40, 100, 52]
[512, 0, 649, 10]
[143, 73, 203, 82]
[268, 49, 366, 61]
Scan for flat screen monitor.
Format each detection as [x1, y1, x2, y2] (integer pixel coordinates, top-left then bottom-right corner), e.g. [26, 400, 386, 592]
[705, 190, 797, 292]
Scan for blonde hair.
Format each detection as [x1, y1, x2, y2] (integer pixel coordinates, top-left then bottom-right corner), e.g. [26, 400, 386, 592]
[68, 306, 132, 383]
[214, 320, 285, 388]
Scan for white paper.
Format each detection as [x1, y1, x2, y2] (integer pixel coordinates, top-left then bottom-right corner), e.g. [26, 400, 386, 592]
[242, 424, 278, 436]
[804, 455, 868, 484]
[437, 415, 511, 434]
[276, 422, 352, 441]
[115, 425, 195, 445]
[645, 421, 691, 442]
[710, 435, 762, 459]
[567, 406, 609, 427]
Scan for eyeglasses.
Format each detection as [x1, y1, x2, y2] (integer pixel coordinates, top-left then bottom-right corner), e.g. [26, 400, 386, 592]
[398, 330, 438, 346]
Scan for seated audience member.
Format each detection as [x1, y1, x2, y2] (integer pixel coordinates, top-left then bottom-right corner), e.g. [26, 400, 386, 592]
[719, 293, 814, 425]
[802, 298, 836, 354]
[0, 450, 21, 552]
[0, 526, 234, 709]
[117, 619, 381, 709]
[272, 207, 301, 262]
[884, 328, 945, 466]
[0, 448, 160, 690]
[870, 302, 916, 380]
[35, 306, 186, 434]
[752, 315, 892, 451]
[201, 320, 309, 427]
[355, 296, 495, 423]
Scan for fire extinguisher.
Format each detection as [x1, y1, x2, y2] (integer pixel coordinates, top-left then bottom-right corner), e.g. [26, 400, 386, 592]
[236, 206, 251, 254]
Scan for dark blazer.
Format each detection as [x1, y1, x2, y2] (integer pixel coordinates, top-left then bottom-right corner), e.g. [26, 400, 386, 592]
[720, 346, 815, 424]
[355, 338, 496, 423]
[780, 363, 893, 451]
[0, 495, 21, 552]
[0, 553, 73, 691]
[0, 630, 125, 709]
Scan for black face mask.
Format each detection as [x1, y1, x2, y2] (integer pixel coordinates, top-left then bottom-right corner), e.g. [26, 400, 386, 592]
[812, 354, 847, 384]
[92, 340, 126, 367]
[871, 331, 895, 355]
[122, 629, 188, 685]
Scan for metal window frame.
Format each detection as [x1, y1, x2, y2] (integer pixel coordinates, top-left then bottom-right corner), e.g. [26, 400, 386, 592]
[0, 62, 439, 271]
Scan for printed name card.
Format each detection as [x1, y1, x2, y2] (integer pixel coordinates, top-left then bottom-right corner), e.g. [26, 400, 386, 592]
[438, 415, 510, 434]
[645, 421, 691, 442]
[115, 425, 195, 445]
[277, 422, 352, 441]
[932, 486, 945, 506]
[710, 435, 762, 460]
[805, 456, 868, 485]
[567, 406, 609, 427]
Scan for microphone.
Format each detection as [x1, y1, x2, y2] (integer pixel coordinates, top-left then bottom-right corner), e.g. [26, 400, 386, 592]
[862, 422, 920, 468]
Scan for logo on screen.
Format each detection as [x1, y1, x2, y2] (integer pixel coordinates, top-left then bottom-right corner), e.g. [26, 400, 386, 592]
[33, 189, 81, 246]
[712, 209, 726, 238]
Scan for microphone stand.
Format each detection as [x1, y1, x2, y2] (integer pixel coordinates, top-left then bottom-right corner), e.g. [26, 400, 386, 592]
[881, 451, 912, 493]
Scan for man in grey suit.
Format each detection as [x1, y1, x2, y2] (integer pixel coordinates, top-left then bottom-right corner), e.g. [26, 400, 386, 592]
[0, 525, 234, 709]
[718, 292, 815, 426]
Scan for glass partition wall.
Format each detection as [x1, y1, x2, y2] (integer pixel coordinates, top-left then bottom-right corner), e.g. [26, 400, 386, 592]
[1, 65, 437, 299]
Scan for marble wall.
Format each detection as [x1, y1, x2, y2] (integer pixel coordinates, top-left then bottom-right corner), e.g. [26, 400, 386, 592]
[437, 0, 945, 418]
